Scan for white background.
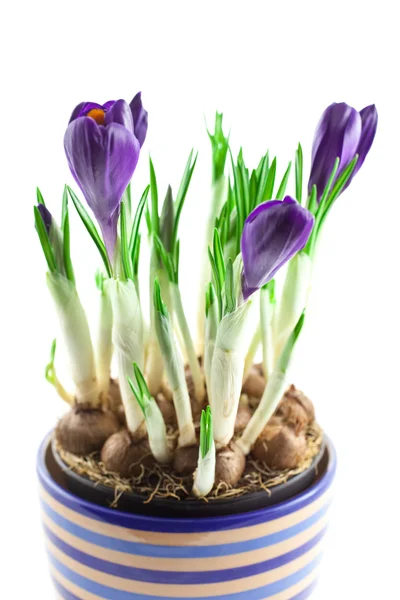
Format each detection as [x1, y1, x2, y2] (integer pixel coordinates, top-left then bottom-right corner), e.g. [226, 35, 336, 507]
[1, 1, 399, 598]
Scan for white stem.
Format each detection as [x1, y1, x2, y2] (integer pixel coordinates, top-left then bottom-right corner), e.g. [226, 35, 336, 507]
[197, 176, 228, 354]
[274, 252, 311, 359]
[145, 337, 164, 397]
[110, 279, 145, 434]
[95, 281, 113, 400]
[171, 284, 205, 403]
[144, 399, 172, 464]
[260, 287, 275, 381]
[237, 370, 288, 455]
[243, 326, 261, 381]
[209, 301, 254, 447]
[204, 298, 219, 392]
[193, 442, 216, 497]
[47, 273, 98, 405]
[210, 347, 245, 447]
[155, 312, 196, 447]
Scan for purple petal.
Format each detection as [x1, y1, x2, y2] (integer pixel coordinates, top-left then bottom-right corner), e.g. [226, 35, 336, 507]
[37, 203, 52, 234]
[354, 104, 378, 176]
[241, 196, 314, 300]
[105, 99, 134, 133]
[308, 103, 362, 200]
[64, 117, 140, 258]
[129, 92, 148, 147]
[69, 102, 105, 123]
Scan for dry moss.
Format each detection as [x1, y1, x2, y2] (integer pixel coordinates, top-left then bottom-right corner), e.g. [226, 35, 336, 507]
[55, 421, 323, 506]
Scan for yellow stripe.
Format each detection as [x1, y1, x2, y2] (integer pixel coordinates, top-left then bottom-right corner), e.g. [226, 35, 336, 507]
[40, 484, 331, 546]
[46, 537, 323, 598]
[42, 509, 328, 572]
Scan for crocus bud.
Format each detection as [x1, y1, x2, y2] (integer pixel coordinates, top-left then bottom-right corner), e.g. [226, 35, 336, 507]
[64, 96, 145, 260]
[129, 92, 148, 148]
[308, 102, 378, 200]
[241, 197, 314, 300]
[37, 204, 52, 234]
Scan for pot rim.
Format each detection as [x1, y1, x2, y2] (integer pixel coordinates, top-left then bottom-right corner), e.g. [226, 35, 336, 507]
[37, 432, 336, 531]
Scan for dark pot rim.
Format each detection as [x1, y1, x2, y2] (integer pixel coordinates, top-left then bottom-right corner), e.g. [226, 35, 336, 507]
[38, 431, 336, 527]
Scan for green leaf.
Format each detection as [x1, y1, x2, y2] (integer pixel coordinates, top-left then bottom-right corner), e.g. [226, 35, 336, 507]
[133, 362, 151, 399]
[318, 157, 340, 212]
[67, 186, 112, 277]
[326, 155, 359, 208]
[213, 229, 226, 285]
[127, 376, 145, 414]
[95, 269, 105, 293]
[295, 143, 303, 204]
[307, 185, 318, 215]
[263, 157, 276, 201]
[200, 406, 213, 459]
[132, 234, 141, 277]
[149, 156, 160, 235]
[45, 339, 57, 384]
[120, 201, 133, 281]
[62, 210, 75, 284]
[34, 205, 58, 272]
[172, 150, 198, 249]
[129, 185, 150, 261]
[208, 112, 229, 183]
[61, 185, 68, 228]
[153, 234, 176, 283]
[36, 187, 45, 206]
[205, 282, 216, 317]
[224, 259, 235, 314]
[153, 278, 169, 317]
[208, 247, 222, 320]
[278, 311, 305, 372]
[254, 153, 269, 208]
[124, 182, 132, 216]
[276, 161, 292, 200]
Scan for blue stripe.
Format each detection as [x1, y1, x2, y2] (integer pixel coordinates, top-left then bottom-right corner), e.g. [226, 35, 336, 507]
[45, 523, 326, 584]
[42, 498, 330, 559]
[52, 577, 81, 600]
[290, 579, 318, 599]
[48, 552, 322, 600]
[37, 435, 336, 533]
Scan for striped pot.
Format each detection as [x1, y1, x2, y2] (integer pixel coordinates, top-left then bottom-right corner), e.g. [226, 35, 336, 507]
[37, 436, 336, 600]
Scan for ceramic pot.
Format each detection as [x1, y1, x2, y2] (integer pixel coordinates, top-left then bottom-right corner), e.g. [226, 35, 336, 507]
[37, 434, 336, 599]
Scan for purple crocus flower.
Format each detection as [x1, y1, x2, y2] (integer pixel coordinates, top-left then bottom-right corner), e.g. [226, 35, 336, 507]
[37, 204, 52, 234]
[241, 196, 314, 300]
[308, 102, 378, 200]
[130, 92, 148, 148]
[64, 93, 148, 259]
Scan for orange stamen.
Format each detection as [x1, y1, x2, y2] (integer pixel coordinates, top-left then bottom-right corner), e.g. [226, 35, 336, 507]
[86, 108, 106, 125]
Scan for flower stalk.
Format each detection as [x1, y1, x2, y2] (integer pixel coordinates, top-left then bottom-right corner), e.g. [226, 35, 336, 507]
[95, 272, 113, 401]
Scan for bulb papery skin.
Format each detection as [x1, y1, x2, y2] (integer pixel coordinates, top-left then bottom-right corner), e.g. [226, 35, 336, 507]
[144, 400, 172, 465]
[260, 288, 275, 381]
[210, 302, 255, 447]
[193, 442, 216, 498]
[155, 312, 196, 447]
[96, 280, 113, 400]
[197, 175, 229, 353]
[237, 370, 288, 455]
[47, 272, 98, 405]
[109, 279, 145, 434]
[171, 283, 205, 403]
[274, 252, 311, 358]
